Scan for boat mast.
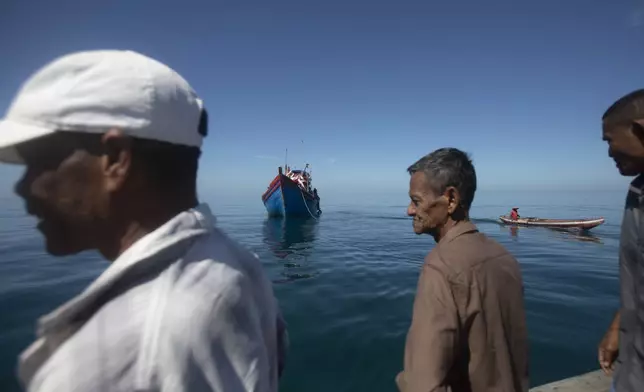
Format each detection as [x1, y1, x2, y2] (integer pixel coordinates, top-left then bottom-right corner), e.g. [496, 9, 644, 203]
[284, 148, 288, 171]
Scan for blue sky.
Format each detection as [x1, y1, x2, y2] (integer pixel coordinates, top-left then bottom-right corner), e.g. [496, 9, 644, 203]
[1, 0, 643, 200]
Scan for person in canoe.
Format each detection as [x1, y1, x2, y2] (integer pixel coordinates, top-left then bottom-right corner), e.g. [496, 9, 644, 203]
[510, 207, 520, 220]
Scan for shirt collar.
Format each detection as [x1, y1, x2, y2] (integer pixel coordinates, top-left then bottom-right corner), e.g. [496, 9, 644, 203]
[629, 175, 644, 195]
[37, 203, 215, 335]
[438, 220, 478, 244]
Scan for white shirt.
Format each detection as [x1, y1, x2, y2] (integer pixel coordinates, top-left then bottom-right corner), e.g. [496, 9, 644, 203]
[18, 204, 287, 392]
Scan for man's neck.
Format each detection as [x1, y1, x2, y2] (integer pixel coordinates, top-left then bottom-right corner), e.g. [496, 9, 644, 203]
[113, 222, 152, 260]
[101, 197, 199, 261]
[433, 216, 469, 243]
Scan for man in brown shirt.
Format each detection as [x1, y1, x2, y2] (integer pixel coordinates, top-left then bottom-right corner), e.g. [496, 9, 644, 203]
[396, 148, 529, 392]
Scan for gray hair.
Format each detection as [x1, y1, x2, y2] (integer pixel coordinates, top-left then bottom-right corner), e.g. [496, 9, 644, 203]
[407, 147, 477, 210]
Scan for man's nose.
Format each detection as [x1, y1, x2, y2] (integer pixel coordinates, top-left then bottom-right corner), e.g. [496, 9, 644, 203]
[407, 205, 415, 216]
[14, 168, 33, 199]
[15, 178, 27, 199]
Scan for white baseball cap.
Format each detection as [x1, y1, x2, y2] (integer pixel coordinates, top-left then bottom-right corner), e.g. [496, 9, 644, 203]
[0, 50, 206, 164]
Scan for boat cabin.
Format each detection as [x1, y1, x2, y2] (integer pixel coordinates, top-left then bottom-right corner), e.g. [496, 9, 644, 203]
[285, 166, 313, 193]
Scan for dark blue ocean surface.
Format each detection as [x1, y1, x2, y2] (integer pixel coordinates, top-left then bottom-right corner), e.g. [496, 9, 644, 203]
[0, 190, 623, 391]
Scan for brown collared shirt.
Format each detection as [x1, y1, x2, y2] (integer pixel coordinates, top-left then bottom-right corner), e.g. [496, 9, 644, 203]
[397, 221, 529, 392]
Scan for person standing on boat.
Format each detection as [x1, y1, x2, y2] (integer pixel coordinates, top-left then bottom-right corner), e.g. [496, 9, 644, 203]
[0, 50, 287, 392]
[510, 207, 520, 220]
[397, 148, 529, 392]
[598, 88, 644, 392]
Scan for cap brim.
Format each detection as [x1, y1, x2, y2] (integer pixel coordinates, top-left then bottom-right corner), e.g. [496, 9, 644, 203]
[0, 119, 56, 164]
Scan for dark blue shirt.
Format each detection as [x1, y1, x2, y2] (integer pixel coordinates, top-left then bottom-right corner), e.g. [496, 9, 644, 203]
[616, 175, 644, 392]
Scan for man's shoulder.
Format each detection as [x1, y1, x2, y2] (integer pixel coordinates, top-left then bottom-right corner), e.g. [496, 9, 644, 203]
[191, 225, 261, 261]
[435, 229, 512, 260]
[429, 230, 518, 279]
[185, 227, 266, 278]
[159, 259, 270, 350]
[166, 227, 275, 314]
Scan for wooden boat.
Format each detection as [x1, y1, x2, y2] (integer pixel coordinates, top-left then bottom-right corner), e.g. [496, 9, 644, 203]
[499, 215, 605, 230]
[262, 164, 321, 218]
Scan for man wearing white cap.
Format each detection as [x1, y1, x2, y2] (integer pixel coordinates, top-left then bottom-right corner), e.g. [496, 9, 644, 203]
[0, 50, 287, 392]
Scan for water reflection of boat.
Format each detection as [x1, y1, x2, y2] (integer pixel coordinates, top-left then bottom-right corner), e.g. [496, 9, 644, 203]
[550, 227, 603, 244]
[497, 223, 520, 240]
[262, 217, 317, 258]
[262, 217, 319, 282]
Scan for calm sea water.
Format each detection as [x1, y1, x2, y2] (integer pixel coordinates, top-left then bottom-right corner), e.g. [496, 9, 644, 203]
[0, 189, 625, 391]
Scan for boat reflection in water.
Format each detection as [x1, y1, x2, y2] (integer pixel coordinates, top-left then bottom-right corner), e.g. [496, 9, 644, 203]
[550, 227, 603, 244]
[262, 216, 320, 283]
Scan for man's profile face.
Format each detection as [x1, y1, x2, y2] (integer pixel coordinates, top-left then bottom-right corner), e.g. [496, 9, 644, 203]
[14, 133, 106, 256]
[602, 119, 644, 177]
[406, 171, 449, 236]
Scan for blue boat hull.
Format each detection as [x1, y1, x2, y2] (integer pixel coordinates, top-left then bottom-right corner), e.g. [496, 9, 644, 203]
[262, 175, 320, 218]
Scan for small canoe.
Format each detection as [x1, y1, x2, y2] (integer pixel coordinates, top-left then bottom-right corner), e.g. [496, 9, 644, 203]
[499, 216, 605, 230]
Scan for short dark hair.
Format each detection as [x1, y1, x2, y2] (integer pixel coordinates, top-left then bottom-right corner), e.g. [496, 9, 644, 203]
[99, 107, 207, 195]
[407, 147, 477, 210]
[130, 138, 201, 194]
[602, 89, 644, 122]
[63, 133, 201, 196]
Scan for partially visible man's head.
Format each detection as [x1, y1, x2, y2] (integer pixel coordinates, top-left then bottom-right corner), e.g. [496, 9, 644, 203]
[14, 130, 202, 256]
[406, 148, 476, 237]
[0, 50, 206, 258]
[602, 89, 644, 176]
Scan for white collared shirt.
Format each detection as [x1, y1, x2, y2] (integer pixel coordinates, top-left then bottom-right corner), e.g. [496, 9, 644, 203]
[18, 204, 287, 392]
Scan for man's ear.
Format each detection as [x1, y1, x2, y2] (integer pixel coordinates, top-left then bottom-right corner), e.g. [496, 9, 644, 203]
[633, 120, 644, 144]
[101, 129, 132, 192]
[444, 186, 461, 214]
